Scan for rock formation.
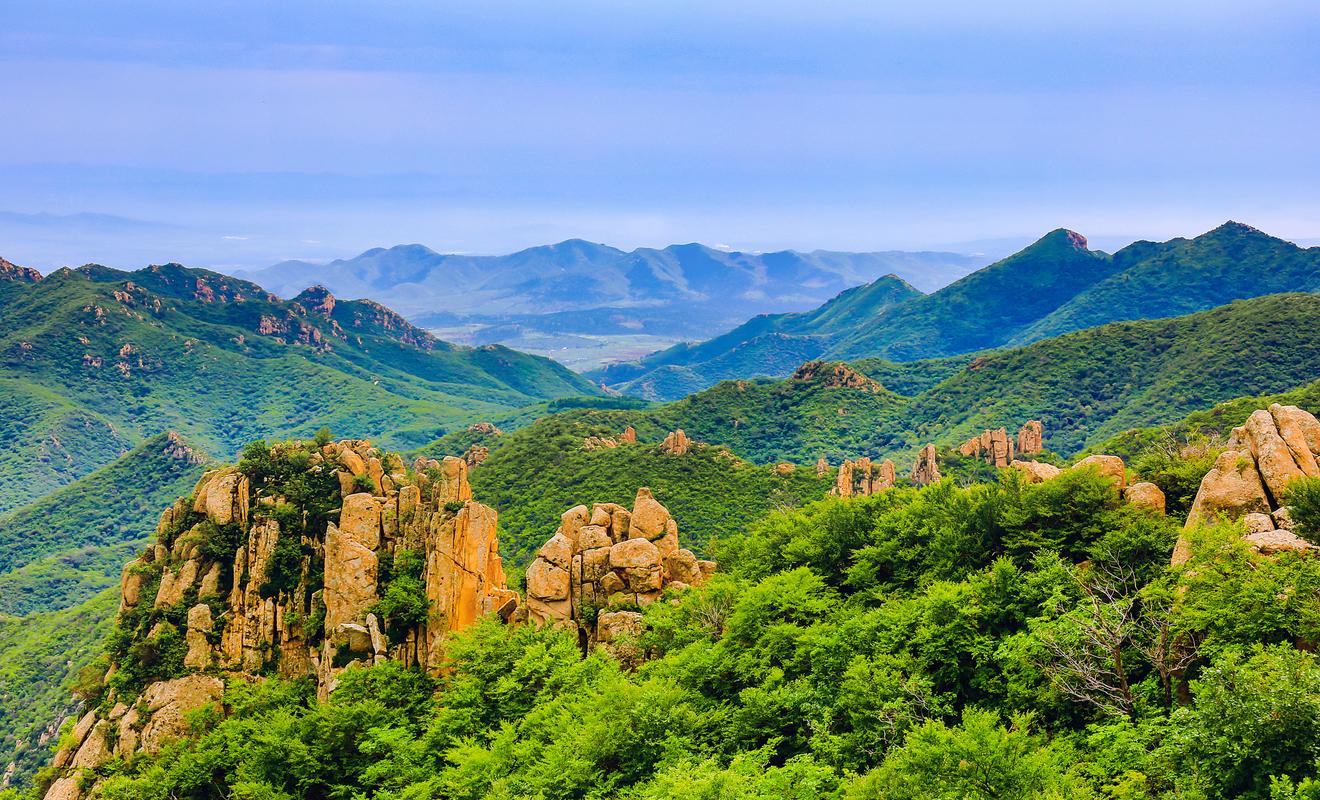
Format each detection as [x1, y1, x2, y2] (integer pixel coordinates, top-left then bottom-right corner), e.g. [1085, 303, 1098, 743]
[833, 457, 897, 497]
[957, 428, 1016, 467]
[47, 439, 523, 799]
[1174, 404, 1320, 565]
[1009, 460, 1062, 483]
[1017, 421, 1044, 455]
[524, 489, 714, 646]
[660, 429, 693, 455]
[791, 360, 882, 391]
[911, 444, 941, 485]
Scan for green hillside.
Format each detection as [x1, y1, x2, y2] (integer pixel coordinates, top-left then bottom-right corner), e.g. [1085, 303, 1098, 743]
[0, 433, 209, 578]
[0, 589, 116, 787]
[597, 223, 1320, 401]
[448, 294, 1320, 475]
[455, 412, 834, 565]
[0, 262, 599, 511]
[591, 275, 921, 398]
[1015, 221, 1320, 344]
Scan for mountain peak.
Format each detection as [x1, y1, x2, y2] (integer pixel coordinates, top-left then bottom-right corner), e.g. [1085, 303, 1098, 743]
[293, 285, 337, 317]
[1206, 220, 1266, 238]
[0, 256, 42, 282]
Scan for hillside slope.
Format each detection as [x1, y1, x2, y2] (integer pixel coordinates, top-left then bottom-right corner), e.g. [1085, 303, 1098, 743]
[470, 294, 1320, 470]
[599, 223, 1320, 400]
[0, 260, 598, 510]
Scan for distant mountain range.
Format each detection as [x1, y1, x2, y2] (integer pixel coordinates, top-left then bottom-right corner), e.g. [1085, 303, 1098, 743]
[593, 222, 1320, 399]
[0, 260, 599, 512]
[240, 240, 983, 343]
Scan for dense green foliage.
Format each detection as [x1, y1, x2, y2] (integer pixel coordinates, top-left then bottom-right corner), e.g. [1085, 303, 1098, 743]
[0, 433, 207, 576]
[0, 590, 117, 785]
[597, 223, 1320, 400]
[464, 413, 833, 564]
[0, 263, 599, 510]
[447, 295, 1320, 478]
[37, 467, 1320, 800]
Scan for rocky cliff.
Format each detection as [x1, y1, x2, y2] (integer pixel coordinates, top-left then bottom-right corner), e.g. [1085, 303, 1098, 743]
[957, 421, 1044, 467]
[42, 439, 518, 800]
[1174, 404, 1320, 564]
[524, 489, 714, 647]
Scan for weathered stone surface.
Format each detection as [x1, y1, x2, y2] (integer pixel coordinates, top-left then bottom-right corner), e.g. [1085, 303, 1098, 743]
[1240, 409, 1307, 502]
[43, 776, 80, 800]
[560, 505, 590, 545]
[184, 603, 214, 669]
[911, 444, 941, 485]
[70, 720, 110, 769]
[1123, 482, 1166, 514]
[339, 493, 382, 550]
[1010, 460, 1062, 484]
[1017, 420, 1044, 455]
[660, 429, 693, 455]
[1185, 449, 1271, 527]
[596, 610, 644, 643]
[630, 488, 671, 541]
[1244, 528, 1315, 556]
[611, 537, 661, 570]
[526, 558, 570, 601]
[323, 520, 378, 631]
[1270, 404, 1320, 477]
[139, 675, 224, 754]
[1070, 454, 1127, 487]
[1243, 512, 1276, 534]
[620, 426, 637, 443]
[537, 532, 574, 569]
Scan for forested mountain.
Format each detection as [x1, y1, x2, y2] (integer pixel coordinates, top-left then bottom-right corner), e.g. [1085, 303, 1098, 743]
[597, 223, 1320, 400]
[0, 259, 598, 512]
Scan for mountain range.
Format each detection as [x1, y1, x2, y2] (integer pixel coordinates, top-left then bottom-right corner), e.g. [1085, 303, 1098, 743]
[238, 241, 982, 368]
[0, 260, 598, 513]
[593, 222, 1320, 399]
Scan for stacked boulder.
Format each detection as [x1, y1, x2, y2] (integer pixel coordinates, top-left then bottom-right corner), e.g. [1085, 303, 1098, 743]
[1018, 420, 1044, 455]
[660, 429, 693, 455]
[1173, 404, 1320, 564]
[833, 457, 897, 497]
[911, 444, 942, 485]
[525, 488, 714, 644]
[958, 421, 1045, 467]
[957, 428, 1016, 467]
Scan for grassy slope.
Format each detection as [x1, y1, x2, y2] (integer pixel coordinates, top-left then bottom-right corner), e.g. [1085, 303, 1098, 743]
[0, 263, 599, 510]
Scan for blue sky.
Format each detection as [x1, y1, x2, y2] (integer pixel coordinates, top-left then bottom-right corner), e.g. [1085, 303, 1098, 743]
[2, 0, 1317, 270]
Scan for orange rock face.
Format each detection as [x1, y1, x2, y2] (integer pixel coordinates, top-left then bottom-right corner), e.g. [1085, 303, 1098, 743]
[525, 488, 713, 644]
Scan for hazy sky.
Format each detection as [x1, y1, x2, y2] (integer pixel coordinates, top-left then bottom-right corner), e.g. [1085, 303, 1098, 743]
[2, 0, 1318, 270]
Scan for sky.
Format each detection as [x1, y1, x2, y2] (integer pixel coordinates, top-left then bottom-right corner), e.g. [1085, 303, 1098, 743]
[1, 0, 1318, 271]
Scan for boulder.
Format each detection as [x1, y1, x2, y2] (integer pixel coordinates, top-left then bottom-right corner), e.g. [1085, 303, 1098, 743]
[596, 610, 644, 643]
[1017, 420, 1044, 454]
[1010, 460, 1062, 484]
[1243, 512, 1277, 534]
[630, 488, 672, 541]
[525, 558, 570, 601]
[1123, 482, 1166, 514]
[1239, 409, 1307, 501]
[1070, 454, 1126, 487]
[339, 493, 382, 550]
[1244, 528, 1315, 556]
[1270, 404, 1320, 477]
[911, 443, 941, 485]
[139, 675, 224, 754]
[183, 603, 214, 669]
[1185, 449, 1271, 527]
[660, 429, 692, 455]
[610, 537, 661, 570]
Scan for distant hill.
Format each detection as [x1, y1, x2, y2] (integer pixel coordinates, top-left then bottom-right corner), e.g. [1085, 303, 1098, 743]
[0, 260, 599, 511]
[596, 222, 1320, 400]
[240, 241, 980, 347]
[453, 293, 1320, 470]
